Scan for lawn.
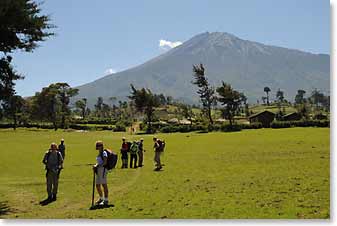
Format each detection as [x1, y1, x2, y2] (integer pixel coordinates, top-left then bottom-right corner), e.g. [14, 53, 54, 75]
[0, 127, 330, 219]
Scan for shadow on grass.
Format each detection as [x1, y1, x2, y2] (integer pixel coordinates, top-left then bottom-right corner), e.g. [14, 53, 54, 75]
[0, 201, 12, 216]
[39, 198, 53, 206]
[89, 204, 114, 210]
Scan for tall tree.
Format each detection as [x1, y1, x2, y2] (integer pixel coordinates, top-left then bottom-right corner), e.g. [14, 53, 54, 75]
[0, 56, 24, 112]
[0, 0, 54, 54]
[95, 97, 104, 117]
[55, 83, 78, 128]
[216, 82, 243, 127]
[31, 85, 61, 130]
[192, 64, 216, 125]
[129, 84, 159, 133]
[275, 89, 285, 117]
[263, 87, 271, 105]
[75, 98, 87, 119]
[4, 95, 25, 130]
[295, 89, 306, 105]
[1, 0, 54, 126]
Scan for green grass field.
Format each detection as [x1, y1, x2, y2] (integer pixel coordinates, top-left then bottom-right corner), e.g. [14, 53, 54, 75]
[0, 127, 329, 219]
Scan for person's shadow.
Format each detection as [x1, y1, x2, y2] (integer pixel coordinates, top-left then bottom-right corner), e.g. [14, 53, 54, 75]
[39, 198, 53, 206]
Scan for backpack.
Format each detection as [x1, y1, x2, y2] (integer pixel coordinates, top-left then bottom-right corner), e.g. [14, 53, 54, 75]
[44, 151, 62, 170]
[101, 149, 118, 170]
[130, 143, 138, 154]
[157, 140, 165, 152]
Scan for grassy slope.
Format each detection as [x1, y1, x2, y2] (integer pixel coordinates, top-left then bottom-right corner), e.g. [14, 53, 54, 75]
[0, 128, 329, 219]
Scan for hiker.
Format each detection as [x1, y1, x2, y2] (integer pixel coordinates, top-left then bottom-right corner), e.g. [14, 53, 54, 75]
[92, 141, 109, 206]
[120, 137, 130, 168]
[153, 137, 165, 171]
[137, 138, 144, 167]
[42, 143, 63, 202]
[58, 138, 66, 160]
[129, 140, 138, 168]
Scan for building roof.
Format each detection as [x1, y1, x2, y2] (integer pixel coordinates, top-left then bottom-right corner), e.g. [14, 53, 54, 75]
[283, 112, 299, 117]
[248, 110, 275, 119]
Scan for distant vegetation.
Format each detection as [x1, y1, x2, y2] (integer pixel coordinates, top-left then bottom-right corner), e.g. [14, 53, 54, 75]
[0, 63, 330, 133]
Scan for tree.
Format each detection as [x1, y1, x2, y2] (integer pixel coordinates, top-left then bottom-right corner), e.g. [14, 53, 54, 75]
[31, 83, 77, 130]
[108, 96, 117, 107]
[0, 0, 54, 54]
[309, 89, 329, 111]
[1, 0, 54, 126]
[95, 97, 104, 117]
[192, 64, 216, 125]
[264, 87, 271, 105]
[276, 89, 284, 103]
[261, 96, 267, 105]
[129, 84, 160, 133]
[31, 85, 61, 130]
[75, 98, 87, 119]
[102, 103, 111, 118]
[295, 90, 306, 105]
[180, 103, 195, 125]
[216, 82, 243, 127]
[4, 95, 25, 130]
[55, 83, 78, 128]
[0, 56, 24, 116]
[276, 88, 285, 114]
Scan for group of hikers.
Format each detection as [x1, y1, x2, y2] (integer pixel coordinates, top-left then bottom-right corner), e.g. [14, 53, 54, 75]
[41, 136, 165, 206]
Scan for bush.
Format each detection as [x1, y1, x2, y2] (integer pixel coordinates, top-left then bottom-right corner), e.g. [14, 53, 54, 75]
[160, 124, 206, 133]
[0, 123, 13, 129]
[271, 120, 330, 128]
[113, 121, 126, 132]
[241, 122, 263, 129]
[71, 118, 117, 125]
[220, 124, 242, 132]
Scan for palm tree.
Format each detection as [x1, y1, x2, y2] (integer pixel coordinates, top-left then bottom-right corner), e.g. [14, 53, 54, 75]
[264, 87, 271, 105]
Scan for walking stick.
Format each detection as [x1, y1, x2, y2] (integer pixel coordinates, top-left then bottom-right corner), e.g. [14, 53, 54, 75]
[90, 169, 96, 209]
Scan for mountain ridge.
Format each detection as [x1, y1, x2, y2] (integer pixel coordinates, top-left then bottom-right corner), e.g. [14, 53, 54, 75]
[74, 32, 329, 107]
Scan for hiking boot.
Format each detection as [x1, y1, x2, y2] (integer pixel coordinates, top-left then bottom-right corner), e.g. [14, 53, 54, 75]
[51, 194, 57, 201]
[95, 198, 103, 205]
[98, 200, 108, 206]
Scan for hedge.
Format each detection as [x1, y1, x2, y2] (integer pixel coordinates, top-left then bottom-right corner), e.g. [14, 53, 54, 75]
[271, 120, 330, 128]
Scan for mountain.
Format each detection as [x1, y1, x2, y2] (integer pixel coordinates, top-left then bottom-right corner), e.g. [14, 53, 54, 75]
[74, 32, 330, 107]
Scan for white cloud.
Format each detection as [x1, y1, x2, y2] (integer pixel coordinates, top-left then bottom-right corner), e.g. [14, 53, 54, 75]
[104, 68, 117, 75]
[159, 39, 182, 50]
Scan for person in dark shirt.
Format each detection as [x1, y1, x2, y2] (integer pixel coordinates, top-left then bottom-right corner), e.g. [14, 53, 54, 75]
[120, 137, 130, 168]
[137, 138, 144, 167]
[42, 143, 63, 201]
[58, 138, 66, 160]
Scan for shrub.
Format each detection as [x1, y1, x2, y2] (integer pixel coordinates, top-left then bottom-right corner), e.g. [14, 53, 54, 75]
[113, 121, 126, 132]
[271, 120, 330, 128]
[220, 124, 242, 132]
[241, 122, 263, 129]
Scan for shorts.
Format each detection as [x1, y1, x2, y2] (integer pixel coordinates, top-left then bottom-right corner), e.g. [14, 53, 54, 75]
[96, 167, 108, 185]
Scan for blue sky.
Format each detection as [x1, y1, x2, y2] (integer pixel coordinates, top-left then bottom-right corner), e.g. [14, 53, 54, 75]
[13, 0, 329, 96]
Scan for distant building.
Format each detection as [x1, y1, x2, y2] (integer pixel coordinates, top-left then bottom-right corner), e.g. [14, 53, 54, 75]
[248, 110, 275, 127]
[283, 112, 302, 121]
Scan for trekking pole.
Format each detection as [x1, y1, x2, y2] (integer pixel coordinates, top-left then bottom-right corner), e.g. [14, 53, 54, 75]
[91, 170, 96, 208]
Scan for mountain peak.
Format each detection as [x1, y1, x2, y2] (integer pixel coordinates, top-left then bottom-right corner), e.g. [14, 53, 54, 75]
[75, 32, 329, 107]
